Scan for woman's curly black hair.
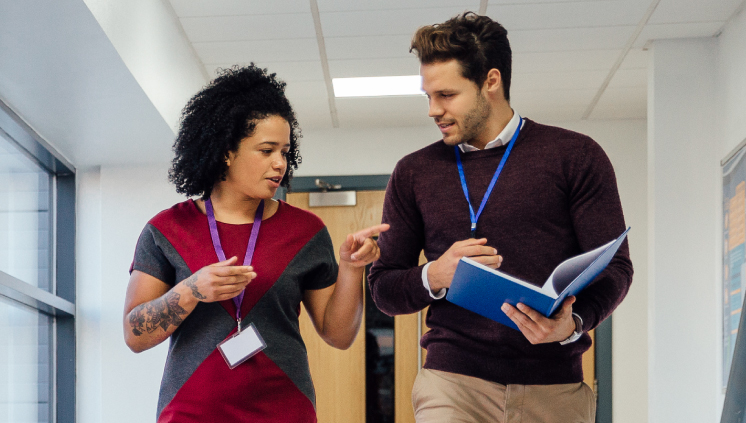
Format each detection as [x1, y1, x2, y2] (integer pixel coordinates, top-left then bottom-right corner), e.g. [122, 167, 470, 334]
[169, 64, 301, 199]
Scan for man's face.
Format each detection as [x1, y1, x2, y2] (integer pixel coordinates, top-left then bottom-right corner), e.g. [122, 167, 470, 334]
[420, 59, 491, 147]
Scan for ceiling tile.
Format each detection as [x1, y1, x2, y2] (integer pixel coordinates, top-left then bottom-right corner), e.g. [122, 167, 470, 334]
[317, 0, 479, 12]
[319, 7, 476, 37]
[487, 1, 647, 31]
[325, 35, 413, 60]
[335, 97, 432, 128]
[204, 61, 325, 82]
[634, 21, 724, 48]
[488, 0, 627, 4]
[620, 48, 649, 69]
[607, 68, 647, 88]
[193, 38, 320, 64]
[328, 58, 421, 78]
[589, 86, 646, 119]
[169, 0, 311, 17]
[285, 80, 329, 100]
[512, 70, 608, 92]
[180, 14, 315, 42]
[648, 0, 743, 24]
[513, 49, 620, 73]
[509, 26, 635, 52]
[520, 105, 587, 124]
[294, 104, 334, 130]
[512, 88, 597, 109]
[285, 82, 333, 130]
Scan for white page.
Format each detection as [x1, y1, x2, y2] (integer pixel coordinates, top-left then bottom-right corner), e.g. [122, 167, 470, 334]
[462, 257, 547, 295]
[541, 239, 616, 297]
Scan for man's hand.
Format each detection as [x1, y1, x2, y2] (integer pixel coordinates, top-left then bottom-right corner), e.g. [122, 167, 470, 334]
[501, 296, 577, 344]
[180, 256, 256, 302]
[427, 238, 502, 292]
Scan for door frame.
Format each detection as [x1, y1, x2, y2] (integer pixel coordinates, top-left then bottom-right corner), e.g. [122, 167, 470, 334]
[281, 174, 613, 423]
[276, 174, 392, 200]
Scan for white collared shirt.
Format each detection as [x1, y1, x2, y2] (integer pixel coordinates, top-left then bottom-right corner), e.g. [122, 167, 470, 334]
[422, 111, 523, 299]
[458, 111, 523, 152]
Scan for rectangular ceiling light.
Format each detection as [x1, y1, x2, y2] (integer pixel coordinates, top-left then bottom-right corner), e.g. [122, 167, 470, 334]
[332, 75, 424, 97]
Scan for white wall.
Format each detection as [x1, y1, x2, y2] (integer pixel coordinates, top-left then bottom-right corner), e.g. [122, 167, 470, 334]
[83, 0, 208, 130]
[716, 5, 746, 418]
[648, 38, 722, 423]
[562, 119, 649, 423]
[76, 165, 183, 423]
[641, 9, 746, 421]
[718, 6, 746, 158]
[296, 125, 440, 176]
[76, 168, 102, 423]
[0, 0, 178, 168]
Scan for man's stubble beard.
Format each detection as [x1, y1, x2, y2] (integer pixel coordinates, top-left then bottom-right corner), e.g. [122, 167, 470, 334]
[455, 93, 492, 147]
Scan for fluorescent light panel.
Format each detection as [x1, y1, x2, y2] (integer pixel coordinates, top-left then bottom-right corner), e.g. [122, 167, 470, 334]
[333, 75, 424, 97]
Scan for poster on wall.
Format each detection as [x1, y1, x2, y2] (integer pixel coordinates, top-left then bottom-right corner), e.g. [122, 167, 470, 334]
[722, 139, 746, 390]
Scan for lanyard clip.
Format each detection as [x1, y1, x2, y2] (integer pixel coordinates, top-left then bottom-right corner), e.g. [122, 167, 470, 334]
[470, 223, 477, 238]
[237, 318, 242, 334]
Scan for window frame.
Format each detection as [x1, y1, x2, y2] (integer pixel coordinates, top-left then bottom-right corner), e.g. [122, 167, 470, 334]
[0, 99, 76, 422]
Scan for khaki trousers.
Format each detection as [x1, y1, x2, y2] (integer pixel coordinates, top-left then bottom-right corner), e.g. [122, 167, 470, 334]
[412, 369, 596, 423]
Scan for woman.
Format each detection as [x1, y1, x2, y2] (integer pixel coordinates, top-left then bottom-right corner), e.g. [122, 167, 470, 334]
[123, 65, 388, 422]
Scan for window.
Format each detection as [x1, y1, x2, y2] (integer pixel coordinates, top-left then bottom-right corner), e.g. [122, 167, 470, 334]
[0, 100, 75, 422]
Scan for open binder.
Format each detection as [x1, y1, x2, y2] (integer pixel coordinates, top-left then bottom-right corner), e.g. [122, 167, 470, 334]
[446, 228, 630, 330]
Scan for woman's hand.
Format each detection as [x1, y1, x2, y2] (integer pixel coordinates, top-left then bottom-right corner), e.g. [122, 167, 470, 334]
[338, 224, 390, 267]
[181, 256, 257, 302]
[303, 223, 389, 350]
[123, 256, 256, 353]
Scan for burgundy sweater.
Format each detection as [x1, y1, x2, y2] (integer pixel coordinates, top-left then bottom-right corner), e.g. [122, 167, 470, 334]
[368, 118, 633, 385]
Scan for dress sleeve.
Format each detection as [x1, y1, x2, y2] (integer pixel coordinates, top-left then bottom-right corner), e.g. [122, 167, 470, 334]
[302, 227, 339, 291]
[368, 161, 436, 316]
[130, 224, 177, 286]
[566, 139, 634, 332]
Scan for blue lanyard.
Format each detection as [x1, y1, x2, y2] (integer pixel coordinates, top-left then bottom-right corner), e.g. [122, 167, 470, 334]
[455, 117, 522, 237]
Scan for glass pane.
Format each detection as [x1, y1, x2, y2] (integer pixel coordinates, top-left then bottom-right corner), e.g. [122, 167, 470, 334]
[365, 263, 395, 423]
[0, 133, 53, 291]
[0, 296, 53, 423]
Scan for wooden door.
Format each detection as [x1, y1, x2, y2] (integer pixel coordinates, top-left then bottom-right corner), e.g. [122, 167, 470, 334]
[287, 191, 384, 423]
[287, 191, 596, 423]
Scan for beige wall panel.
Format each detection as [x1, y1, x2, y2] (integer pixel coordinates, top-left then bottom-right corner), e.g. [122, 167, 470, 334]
[583, 329, 596, 391]
[287, 191, 384, 423]
[394, 313, 418, 423]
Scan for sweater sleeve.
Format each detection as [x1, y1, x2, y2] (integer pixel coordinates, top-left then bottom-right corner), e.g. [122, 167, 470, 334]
[368, 160, 437, 316]
[566, 139, 634, 332]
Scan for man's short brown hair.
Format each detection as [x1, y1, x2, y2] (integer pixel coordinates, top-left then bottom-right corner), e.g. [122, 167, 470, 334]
[411, 12, 512, 101]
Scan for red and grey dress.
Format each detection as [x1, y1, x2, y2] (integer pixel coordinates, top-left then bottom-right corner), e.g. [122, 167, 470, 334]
[130, 200, 337, 422]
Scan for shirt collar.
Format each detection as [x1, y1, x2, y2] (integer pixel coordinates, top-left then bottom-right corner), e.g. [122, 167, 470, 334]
[459, 111, 522, 153]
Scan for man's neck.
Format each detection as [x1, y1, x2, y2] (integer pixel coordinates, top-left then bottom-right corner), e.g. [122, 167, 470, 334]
[467, 105, 514, 150]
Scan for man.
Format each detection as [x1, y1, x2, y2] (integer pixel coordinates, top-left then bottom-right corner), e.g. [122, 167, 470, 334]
[368, 12, 633, 423]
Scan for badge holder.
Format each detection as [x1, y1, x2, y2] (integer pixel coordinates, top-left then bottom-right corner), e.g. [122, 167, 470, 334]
[217, 322, 267, 369]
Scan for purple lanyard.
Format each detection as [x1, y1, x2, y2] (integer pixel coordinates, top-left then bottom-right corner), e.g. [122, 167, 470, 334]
[205, 198, 264, 326]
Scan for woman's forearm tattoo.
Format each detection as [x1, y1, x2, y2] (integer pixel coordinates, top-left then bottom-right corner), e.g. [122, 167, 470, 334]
[184, 272, 206, 300]
[129, 291, 188, 336]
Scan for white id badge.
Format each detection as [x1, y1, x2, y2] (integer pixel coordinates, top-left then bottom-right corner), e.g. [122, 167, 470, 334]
[217, 322, 267, 369]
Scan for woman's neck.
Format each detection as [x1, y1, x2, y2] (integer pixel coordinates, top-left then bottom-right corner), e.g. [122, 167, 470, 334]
[198, 185, 277, 224]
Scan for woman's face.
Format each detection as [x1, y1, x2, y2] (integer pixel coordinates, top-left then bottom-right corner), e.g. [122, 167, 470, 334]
[222, 115, 291, 200]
